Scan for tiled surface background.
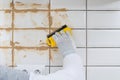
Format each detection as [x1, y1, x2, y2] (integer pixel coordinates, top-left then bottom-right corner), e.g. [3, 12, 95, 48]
[0, 0, 120, 79]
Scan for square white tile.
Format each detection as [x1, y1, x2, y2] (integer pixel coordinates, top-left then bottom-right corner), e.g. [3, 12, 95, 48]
[51, 11, 86, 28]
[0, 49, 12, 66]
[51, 0, 86, 10]
[14, 0, 49, 10]
[88, 48, 120, 65]
[14, 49, 49, 65]
[73, 30, 86, 47]
[0, 0, 12, 9]
[0, 11, 12, 28]
[14, 30, 48, 47]
[87, 67, 120, 80]
[0, 30, 12, 47]
[50, 48, 86, 66]
[14, 11, 49, 28]
[88, 30, 120, 47]
[88, 0, 120, 10]
[88, 11, 120, 28]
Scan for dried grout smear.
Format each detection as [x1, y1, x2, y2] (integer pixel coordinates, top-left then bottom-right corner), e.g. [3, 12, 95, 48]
[14, 30, 49, 47]
[51, 0, 86, 10]
[0, 49, 12, 66]
[0, 0, 12, 10]
[14, 49, 49, 65]
[0, 30, 12, 47]
[0, 11, 12, 28]
[14, 0, 49, 10]
[50, 11, 71, 28]
[14, 11, 49, 28]
[50, 11, 86, 28]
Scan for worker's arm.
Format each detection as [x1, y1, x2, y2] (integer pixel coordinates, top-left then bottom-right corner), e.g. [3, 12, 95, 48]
[0, 31, 84, 80]
[30, 31, 84, 80]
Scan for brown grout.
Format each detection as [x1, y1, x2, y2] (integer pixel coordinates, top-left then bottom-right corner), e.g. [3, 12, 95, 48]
[11, 0, 15, 67]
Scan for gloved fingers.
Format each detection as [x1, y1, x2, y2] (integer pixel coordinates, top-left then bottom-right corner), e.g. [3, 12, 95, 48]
[60, 30, 67, 40]
[55, 32, 63, 42]
[66, 31, 72, 40]
[66, 31, 76, 47]
[53, 34, 59, 43]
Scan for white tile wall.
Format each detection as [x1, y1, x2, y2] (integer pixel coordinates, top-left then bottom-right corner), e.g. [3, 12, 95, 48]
[0, 0, 120, 80]
[73, 30, 86, 47]
[87, 67, 120, 80]
[14, 49, 49, 65]
[88, 0, 120, 10]
[0, 11, 12, 28]
[14, 30, 48, 47]
[0, 49, 12, 66]
[88, 48, 120, 65]
[88, 11, 120, 28]
[0, 30, 12, 47]
[88, 30, 120, 47]
[14, 0, 49, 10]
[14, 11, 49, 28]
[51, 11, 86, 28]
[51, 0, 86, 10]
[0, 0, 12, 9]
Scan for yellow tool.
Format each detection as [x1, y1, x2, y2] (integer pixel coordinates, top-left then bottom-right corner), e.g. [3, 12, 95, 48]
[46, 25, 72, 47]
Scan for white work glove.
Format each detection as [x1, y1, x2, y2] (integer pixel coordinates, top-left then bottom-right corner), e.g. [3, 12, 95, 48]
[53, 31, 77, 57]
[0, 66, 29, 80]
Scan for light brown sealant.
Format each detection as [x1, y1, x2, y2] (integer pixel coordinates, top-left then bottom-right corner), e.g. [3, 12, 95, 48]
[14, 41, 20, 44]
[10, 2, 13, 8]
[15, 1, 49, 9]
[14, 9, 40, 13]
[31, 3, 49, 9]
[50, 11, 69, 28]
[15, 46, 49, 51]
[5, 10, 11, 13]
[53, 49, 58, 52]
[10, 41, 14, 47]
[40, 42, 47, 45]
[52, 8, 67, 11]
[15, 1, 25, 6]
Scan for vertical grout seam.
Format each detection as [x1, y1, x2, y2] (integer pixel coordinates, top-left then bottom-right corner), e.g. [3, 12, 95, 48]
[86, 0, 88, 80]
[48, 0, 51, 74]
[11, 0, 15, 67]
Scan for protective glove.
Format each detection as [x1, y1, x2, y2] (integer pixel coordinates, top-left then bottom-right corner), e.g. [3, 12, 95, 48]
[0, 66, 29, 80]
[53, 30, 77, 57]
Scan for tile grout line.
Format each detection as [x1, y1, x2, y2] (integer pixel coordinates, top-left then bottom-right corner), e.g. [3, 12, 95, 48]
[2, 9, 120, 11]
[2, 28, 120, 30]
[86, 0, 88, 79]
[2, 46, 120, 49]
[11, 0, 15, 67]
[48, 0, 51, 74]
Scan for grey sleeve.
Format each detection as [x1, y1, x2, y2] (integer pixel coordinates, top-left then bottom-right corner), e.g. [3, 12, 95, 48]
[0, 66, 29, 80]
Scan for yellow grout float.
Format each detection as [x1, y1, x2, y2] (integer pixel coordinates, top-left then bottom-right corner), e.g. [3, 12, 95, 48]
[46, 25, 72, 47]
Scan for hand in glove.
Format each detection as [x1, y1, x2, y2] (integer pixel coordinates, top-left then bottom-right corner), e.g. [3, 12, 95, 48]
[53, 31, 76, 57]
